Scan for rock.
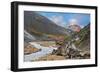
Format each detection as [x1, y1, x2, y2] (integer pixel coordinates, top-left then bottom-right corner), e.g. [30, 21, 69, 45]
[52, 40, 90, 59]
[67, 48, 81, 59]
[24, 45, 41, 55]
[52, 43, 68, 56]
[79, 51, 90, 59]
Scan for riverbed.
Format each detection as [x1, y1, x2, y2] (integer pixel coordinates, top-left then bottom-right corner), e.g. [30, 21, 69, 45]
[24, 42, 57, 62]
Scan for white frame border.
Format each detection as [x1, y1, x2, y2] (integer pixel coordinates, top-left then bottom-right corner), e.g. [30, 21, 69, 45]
[18, 5, 96, 68]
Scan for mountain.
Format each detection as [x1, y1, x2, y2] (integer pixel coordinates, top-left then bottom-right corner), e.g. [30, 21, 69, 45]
[24, 30, 36, 42]
[24, 11, 69, 38]
[24, 30, 51, 42]
[75, 23, 90, 51]
[51, 24, 90, 59]
[24, 11, 71, 55]
[68, 24, 81, 32]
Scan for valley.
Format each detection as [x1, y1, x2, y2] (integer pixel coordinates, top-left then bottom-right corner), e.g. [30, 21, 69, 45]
[24, 11, 90, 62]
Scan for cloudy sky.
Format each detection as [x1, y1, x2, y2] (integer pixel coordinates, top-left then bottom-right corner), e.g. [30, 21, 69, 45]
[37, 11, 90, 28]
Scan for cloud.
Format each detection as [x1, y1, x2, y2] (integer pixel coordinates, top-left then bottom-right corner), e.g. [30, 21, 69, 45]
[80, 25, 84, 28]
[49, 15, 66, 27]
[68, 19, 84, 28]
[69, 19, 79, 25]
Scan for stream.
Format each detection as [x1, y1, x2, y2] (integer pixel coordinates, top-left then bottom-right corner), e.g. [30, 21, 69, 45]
[24, 42, 57, 62]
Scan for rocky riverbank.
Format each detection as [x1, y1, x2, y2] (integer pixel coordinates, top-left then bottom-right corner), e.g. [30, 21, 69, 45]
[24, 44, 41, 55]
[51, 41, 90, 59]
[24, 40, 90, 62]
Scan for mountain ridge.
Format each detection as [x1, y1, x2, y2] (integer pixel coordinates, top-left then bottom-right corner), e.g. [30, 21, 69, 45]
[24, 11, 69, 36]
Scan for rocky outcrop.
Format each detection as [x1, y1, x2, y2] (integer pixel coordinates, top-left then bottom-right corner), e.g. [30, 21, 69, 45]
[68, 24, 81, 32]
[52, 41, 90, 59]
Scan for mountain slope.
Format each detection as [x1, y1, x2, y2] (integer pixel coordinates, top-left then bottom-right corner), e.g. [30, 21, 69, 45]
[24, 11, 69, 36]
[75, 23, 90, 51]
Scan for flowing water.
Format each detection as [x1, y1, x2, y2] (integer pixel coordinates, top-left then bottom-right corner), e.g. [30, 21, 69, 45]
[24, 42, 57, 62]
